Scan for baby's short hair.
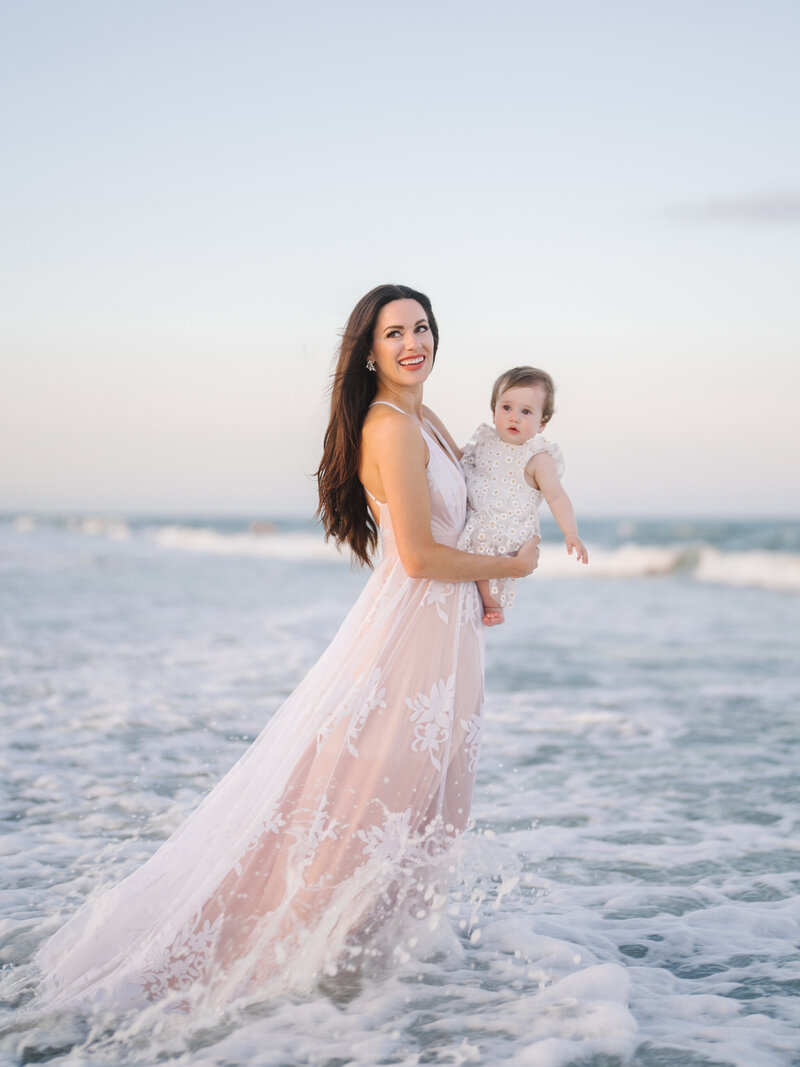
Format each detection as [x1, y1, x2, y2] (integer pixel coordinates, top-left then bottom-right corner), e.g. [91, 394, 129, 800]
[490, 366, 556, 424]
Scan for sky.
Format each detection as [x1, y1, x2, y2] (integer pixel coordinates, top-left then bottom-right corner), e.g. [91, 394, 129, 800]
[1, 0, 798, 518]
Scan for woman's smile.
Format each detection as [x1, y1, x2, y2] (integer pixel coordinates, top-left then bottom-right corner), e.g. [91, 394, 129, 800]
[369, 298, 435, 387]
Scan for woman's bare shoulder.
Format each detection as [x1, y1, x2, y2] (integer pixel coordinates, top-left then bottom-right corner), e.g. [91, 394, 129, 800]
[362, 404, 423, 449]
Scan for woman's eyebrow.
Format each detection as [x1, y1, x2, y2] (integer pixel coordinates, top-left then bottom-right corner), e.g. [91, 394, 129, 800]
[383, 319, 428, 333]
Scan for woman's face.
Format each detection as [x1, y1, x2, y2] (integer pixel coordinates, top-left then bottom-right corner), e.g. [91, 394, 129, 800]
[369, 299, 434, 388]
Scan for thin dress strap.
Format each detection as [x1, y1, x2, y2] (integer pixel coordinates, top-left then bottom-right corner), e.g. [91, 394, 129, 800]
[369, 401, 409, 415]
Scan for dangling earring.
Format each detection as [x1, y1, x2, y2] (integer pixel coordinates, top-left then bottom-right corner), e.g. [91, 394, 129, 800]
[366, 357, 376, 372]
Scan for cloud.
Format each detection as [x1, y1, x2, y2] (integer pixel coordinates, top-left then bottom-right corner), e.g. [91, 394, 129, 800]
[670, 191, 800, 224]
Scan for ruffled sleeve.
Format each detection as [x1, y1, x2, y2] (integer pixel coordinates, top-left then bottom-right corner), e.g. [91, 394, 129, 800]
[525, 436, 565, 478]
[460, 423, 495, 472]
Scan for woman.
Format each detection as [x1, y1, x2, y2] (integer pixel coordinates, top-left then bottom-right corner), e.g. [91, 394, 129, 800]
[36, 284, 539, 1011]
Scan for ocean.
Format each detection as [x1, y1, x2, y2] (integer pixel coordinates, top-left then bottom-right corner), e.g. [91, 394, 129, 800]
[1, 512, 799, 1066]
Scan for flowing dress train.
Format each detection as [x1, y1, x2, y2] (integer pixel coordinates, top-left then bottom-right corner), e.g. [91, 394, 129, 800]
[36, 409, 485, 1010]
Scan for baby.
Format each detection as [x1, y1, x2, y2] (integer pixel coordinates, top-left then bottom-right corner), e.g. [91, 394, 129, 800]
[459, 366, 588, 624]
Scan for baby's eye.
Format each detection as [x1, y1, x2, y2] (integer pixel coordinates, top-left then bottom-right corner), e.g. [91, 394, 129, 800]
[522, 409, 531, 415]
[502, 404, 511, 411]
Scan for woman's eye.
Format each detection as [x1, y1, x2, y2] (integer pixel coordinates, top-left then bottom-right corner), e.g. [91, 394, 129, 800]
[416, 324, 429, 333]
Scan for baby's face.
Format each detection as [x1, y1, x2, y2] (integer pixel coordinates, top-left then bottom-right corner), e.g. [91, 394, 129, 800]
[493, 384, 547, 445]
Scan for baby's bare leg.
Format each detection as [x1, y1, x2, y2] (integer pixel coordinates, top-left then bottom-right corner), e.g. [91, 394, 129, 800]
[477, 579, 505, 626]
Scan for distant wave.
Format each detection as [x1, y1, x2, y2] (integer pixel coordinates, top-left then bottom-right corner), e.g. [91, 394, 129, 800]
[7, 515, 800, 591]
[537, 543, 691, 579]
[538, 542, 800, 591]
[12, 513, 132, 540]
[692, 546, 800, 592]
[147, 524, 343, 561]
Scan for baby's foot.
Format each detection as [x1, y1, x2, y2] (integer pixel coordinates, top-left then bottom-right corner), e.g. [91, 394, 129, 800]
[482, 606, 505, 627]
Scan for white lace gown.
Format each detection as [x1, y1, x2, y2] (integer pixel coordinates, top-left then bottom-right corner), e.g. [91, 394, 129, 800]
[36, 415, 485, 1011]
[458, 424, 564, 608]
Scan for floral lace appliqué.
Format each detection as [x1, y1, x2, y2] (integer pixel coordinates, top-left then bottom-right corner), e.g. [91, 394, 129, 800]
[423, 582, 455, 623]
[460, 711, 483, 773]
[316, 669, 386, 756]
[296, 793, 340, 861]
[406, 675, 455, 771]
[346, 669, 387, 756]
[233, 803, 287, 876]
[140, 913, 222, 1000]
[357, 807, 413, 862]
[458, 583, 482, 633]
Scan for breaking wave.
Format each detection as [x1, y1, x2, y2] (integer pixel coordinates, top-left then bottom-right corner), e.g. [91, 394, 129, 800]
[6, 514, 800, 591]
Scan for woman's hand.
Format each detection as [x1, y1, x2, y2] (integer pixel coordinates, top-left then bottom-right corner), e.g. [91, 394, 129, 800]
[512, 536, 540, 577]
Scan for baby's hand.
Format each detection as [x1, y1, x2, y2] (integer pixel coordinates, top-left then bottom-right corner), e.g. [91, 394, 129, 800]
[565, 533, 588, 564]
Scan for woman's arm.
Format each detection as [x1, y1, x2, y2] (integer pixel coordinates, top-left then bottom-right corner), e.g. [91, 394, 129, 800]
[362, 409, 539, 581]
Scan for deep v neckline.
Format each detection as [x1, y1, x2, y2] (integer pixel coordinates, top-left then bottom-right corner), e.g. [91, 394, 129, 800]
[421, 417, 461, 474]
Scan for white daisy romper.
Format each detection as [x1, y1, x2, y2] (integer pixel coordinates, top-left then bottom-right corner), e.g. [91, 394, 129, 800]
[458, 423, 564, 608]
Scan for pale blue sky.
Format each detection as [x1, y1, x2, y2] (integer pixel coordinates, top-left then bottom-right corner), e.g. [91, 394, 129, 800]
[2, 0, 798, 516]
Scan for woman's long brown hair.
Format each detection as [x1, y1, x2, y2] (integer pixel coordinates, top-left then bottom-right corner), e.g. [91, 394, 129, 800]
[316, 283, 439, 566]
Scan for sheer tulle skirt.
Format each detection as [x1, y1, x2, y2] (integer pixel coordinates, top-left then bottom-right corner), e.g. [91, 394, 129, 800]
[36, 520, 485, 1011]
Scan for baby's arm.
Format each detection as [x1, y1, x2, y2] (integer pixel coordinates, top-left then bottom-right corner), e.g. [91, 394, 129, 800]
[525, 453, 588, 563]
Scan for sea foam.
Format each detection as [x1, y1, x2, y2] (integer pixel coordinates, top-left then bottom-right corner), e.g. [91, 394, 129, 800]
[2, 514, 799, 1066]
